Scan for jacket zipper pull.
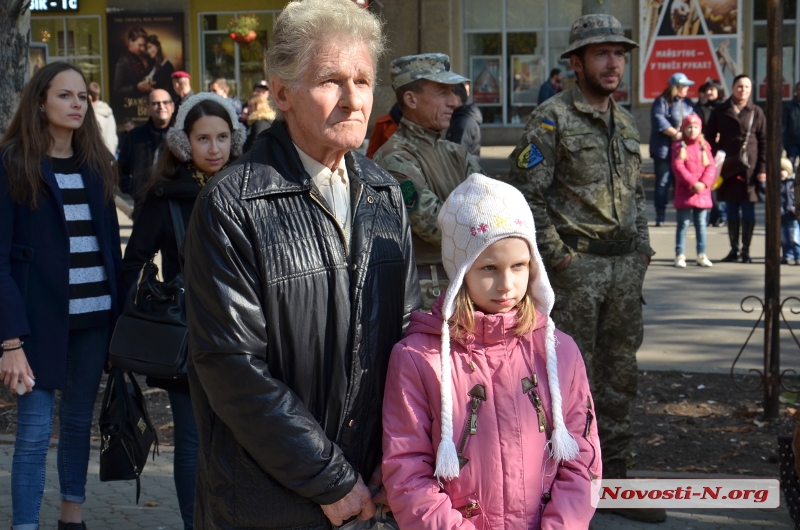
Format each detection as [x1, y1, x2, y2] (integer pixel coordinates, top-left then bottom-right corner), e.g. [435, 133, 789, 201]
[457, 384, 486, 469]
[584, 396, 594, 440]
[522, 376, 549, 434]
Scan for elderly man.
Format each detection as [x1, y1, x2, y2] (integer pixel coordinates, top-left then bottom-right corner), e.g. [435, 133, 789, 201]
[507, 14, 661, 524]
[182, 0, 420, 528]
[118, 88, 174, 212]
[373, 54, 482, 311]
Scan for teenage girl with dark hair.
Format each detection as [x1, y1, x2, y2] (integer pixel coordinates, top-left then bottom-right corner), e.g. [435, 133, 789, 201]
[120, 93, 244, 530]
[0, 61, 123, 530]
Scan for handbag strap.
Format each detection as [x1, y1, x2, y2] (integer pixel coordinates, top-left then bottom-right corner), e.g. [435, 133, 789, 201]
[743, 108, 755, 146]
[168, 200, 186, 273]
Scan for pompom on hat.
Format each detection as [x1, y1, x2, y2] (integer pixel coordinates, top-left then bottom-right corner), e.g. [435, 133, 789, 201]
[433, 174, 579, 481]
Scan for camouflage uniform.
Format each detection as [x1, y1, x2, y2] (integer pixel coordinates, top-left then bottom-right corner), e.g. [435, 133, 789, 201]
[373, 54, 482, 310]
[507, 83, 654, 476]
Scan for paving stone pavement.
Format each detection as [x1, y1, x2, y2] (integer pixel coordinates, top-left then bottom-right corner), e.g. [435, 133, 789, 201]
[0, 440, 184, 530]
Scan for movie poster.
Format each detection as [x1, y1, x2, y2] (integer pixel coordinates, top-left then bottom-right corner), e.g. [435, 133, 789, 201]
[106, 13, 185, 127]
[510, 55, 545, 105]
[639, 0, 741, 103]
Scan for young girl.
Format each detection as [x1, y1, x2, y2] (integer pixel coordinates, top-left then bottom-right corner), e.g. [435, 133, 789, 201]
[0, 62, 122, 530]
[671, 114, 716, 268]
[121, 92, 244, 530]
[382, 174, 601, 529]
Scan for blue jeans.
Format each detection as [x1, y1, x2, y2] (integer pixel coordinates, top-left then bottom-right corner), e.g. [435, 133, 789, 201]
[168, 391, 198, 530]
[676, 208, 709, 256]
[12, 326, 110, 530]
[782, 217, 800, 260]
[726, 201, 756, 222]
[653, 157, 673, 215]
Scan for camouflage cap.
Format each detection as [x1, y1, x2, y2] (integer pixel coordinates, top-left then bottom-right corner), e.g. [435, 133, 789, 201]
[390, 53, 469, 91]
[560, 14, 639, 59]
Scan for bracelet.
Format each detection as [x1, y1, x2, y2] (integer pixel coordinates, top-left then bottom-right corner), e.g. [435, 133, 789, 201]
[1, 347, 21, 353]
[2, 340, 23, 351]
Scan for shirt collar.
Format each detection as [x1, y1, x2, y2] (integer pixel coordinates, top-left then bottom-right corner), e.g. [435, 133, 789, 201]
[400, 117, 441, 145]
[292, 143, 349, 184]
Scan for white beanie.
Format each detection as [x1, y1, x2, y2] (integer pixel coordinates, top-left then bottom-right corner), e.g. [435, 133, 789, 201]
[433, 173, 579, 481]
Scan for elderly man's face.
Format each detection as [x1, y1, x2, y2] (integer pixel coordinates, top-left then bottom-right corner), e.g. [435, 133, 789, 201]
[275, 41, 374, 164]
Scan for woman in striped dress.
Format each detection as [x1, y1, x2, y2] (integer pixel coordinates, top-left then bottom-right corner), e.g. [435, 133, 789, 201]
[0, 62, 123, 530]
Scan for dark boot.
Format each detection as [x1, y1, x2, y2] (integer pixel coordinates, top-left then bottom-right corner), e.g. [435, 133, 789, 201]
[741, 220, 755, 263]
[655, 208, 665, 227]
[58, 522, 87, 530]
[721, 218, 740, 262]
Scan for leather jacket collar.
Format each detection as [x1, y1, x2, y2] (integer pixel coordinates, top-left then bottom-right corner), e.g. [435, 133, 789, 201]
[239, 120, 396, 200]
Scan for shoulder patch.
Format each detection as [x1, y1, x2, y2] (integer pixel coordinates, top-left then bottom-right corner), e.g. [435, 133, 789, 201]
[540, 118, 555, 131]
[399, 180, 419, 212]
[518, 143, 545, 169]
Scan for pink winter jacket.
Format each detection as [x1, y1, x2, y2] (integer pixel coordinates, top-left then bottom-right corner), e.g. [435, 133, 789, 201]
[671, 136, 716, 210]
[382, 300, 601, 529]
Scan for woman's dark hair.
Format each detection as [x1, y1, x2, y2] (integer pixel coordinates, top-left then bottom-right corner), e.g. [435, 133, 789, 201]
[732, 74, 751, 85]
[144, 99, 234, 195]
[0, 62, 116, 209]
[146, 35, 164, 64]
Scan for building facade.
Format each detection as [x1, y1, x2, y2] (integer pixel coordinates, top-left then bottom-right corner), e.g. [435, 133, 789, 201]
[27, 0, 799, 142]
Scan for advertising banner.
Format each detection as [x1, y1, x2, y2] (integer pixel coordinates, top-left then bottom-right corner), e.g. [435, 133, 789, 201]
[107, 13, 185, 127]
[640, 0, 741, 103]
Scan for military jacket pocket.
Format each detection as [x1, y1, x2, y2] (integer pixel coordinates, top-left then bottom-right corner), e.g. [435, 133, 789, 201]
[617, 137, 642, 189]
[558, 133, 605, 185]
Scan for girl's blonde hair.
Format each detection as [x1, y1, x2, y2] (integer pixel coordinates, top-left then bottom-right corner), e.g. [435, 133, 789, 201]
[676, 133, 710, 167]
[449, 282, 537, 340]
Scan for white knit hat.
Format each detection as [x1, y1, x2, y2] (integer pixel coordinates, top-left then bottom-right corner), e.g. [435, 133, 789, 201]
[433, 173, 579, 480]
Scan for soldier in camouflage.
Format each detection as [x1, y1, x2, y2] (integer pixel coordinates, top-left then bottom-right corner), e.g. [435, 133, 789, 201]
[507, 15, 663, 524]
[373, 53, 483, 310]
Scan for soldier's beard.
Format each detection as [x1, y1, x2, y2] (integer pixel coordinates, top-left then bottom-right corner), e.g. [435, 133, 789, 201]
[580, 71, 621, 99]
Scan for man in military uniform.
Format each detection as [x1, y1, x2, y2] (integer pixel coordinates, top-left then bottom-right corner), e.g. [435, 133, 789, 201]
[507, 15, 662, 523]
[373, 54, 483, 310]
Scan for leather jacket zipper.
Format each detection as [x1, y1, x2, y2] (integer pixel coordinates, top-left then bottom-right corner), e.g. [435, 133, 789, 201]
[456, 384, 486, 469]
[522, 375, 549, 435]
[309, 190, 350, 257]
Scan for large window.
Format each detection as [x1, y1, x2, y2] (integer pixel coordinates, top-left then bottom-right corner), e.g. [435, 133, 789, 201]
[199, 11, 279, 100]
[463, 0, 633, 126]
[753, 0, 798, 102]
[30, 16, 103, 88]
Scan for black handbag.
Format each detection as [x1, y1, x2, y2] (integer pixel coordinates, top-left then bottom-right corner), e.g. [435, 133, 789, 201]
[109, 200, 188, 378]
[99, 367, 158, 502]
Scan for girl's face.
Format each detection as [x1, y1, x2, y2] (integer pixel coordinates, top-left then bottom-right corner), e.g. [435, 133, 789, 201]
[464, 237, 531, 314]
[677, 85, 690, 98]
[189, 115, 231, 175]
[43, 69, 88, 136]
[683, 121, 701, 140]
[146, 42, 158, 59]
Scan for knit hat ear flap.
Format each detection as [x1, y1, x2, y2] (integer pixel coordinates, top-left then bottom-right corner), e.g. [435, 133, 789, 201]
[165, 91, 246, 163]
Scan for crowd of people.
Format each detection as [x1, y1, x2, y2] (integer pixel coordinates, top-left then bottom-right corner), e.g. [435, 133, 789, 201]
[646, 69, 794, 269]
[4, 0, 781, 528]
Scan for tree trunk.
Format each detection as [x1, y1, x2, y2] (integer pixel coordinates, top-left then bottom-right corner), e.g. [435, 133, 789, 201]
[0, 0, 30, 136]
[582, 0, 610, 15]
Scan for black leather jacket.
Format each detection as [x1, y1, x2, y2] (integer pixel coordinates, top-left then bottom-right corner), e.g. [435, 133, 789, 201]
[184, 120, 421, 529]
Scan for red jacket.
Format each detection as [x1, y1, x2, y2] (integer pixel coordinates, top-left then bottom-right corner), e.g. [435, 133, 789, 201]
[366, 112, 399, 159]
[671, 136, 716, 210]
[382, 298, 601, 529]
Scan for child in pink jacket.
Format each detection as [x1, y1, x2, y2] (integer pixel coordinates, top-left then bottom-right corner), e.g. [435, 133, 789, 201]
[671, 114, 717, 268]
[382, 174, 601, 529]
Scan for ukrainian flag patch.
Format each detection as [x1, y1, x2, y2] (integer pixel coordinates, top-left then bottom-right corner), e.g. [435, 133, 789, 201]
[517, 143, 544, 169]
[540, 119, 555, 131]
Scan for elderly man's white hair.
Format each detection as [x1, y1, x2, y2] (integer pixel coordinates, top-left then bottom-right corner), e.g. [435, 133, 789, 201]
[267, 0, 385, 119]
